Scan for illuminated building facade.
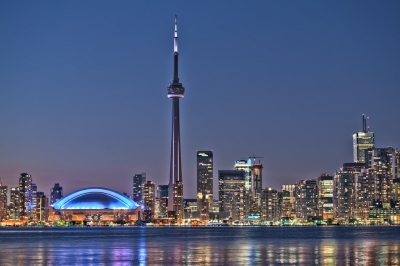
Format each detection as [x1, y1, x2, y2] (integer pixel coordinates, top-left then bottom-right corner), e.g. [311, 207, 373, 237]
[218, 170, 250, 221]
[317, 174, 333, 220]
[333, 163, 364, 220]
[144, 181, 155, 220]
[50, 183, 63, 205]
[234, 158, 263, 215]
[295, 180, 318, 219]
[167, 15, 185, 224]
[49, 187, 141, 224]
[371, 147, 395, 203]
[19, 173, 33, 220]
[9, 187, 19, 220]
[36, 192, 49, 222]
[353, 115, 374, 163]
[197, 151, 213, 224]
[261, 187, 281, 221]
[0, 183, 7, 221]
[355, 168, 376, 219]
[156, 185, 168, 218]
[281, 184, 296, 217]
[133, 172, 146, 206]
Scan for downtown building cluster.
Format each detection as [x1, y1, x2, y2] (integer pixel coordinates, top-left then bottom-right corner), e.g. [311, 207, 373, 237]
[132, 116, 400, 225]
[0, 175, 62, 223]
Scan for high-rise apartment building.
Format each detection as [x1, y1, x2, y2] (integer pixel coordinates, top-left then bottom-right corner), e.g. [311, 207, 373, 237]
[133, 172, 146, 206]
[36, 192, 49, 222]
[156, 185, 168, 218]
[234, 158, 263, 215]
[167, 15, 185, 224]
[218, 170, 250, 221]
[0, 183, 7, 221]
[355, 168, 376, 219]
[353, 115, 374, 163]
[143, 181, 155, 220]
[281, 184, 296, 217]
[196, 151, 213, 224]
[333, 163, 364, 220]
[261, 187, 281, 221]
[371, 147, 395, 202]
[9, 187, 19, 220]
[50, 183, 63, 205]
[317, 174, 334, 220]
[19, 173, 33, 220]
[295, 180, 318, 219]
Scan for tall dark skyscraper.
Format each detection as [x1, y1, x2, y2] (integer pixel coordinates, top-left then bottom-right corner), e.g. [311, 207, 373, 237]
[197, 151, 213, 223]
[167, 15, 185, 222]
[50, 183, 63, 205]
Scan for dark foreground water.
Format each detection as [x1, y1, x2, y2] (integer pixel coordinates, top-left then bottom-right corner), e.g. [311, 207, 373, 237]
[0, 226, 400, 265]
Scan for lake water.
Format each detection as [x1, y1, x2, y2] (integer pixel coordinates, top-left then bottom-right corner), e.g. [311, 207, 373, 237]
[0, 226, 399, 265]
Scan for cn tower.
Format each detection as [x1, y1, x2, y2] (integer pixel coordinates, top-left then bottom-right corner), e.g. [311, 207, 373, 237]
[167, 15, 184, 222]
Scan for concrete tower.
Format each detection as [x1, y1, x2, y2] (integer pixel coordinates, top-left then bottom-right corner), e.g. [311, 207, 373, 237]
[167, 15, 185, 222]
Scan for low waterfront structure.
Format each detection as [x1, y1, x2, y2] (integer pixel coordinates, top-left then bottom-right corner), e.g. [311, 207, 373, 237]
[48, 187, 141, 224]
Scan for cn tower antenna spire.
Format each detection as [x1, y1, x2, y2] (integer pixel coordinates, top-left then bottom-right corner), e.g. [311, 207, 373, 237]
[174, 14, 178, 53]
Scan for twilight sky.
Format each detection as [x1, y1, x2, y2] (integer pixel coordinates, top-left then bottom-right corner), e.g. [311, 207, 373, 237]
[0, 1, 399, 199]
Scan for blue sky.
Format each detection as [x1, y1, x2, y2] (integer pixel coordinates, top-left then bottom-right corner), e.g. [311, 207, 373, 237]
[0, 1, 399, 198]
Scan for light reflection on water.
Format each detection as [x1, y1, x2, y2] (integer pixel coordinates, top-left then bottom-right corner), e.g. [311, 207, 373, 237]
[1, 227, 400, 265]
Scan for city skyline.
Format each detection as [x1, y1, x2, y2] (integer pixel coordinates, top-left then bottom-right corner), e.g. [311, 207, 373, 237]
[1, 2, 400, 198]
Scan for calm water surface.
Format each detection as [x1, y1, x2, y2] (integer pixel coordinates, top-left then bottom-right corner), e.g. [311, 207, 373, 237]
[0, 226, 399, 265]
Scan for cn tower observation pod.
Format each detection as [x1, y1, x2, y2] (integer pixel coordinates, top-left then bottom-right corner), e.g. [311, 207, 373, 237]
[52, 187, 139, 210]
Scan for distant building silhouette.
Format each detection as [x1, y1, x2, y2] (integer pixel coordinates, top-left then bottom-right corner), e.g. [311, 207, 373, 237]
[50, 183, 63, 205]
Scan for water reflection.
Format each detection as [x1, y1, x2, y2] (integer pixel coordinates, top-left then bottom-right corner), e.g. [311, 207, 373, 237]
[1, 227, 400, 265]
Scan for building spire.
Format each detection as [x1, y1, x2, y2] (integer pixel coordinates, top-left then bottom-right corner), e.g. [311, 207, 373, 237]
[173, 14, 179, 83]
[174, 14, 178, 53]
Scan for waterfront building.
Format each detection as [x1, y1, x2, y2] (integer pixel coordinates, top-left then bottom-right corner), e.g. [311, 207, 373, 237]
[317, 174, 334, 220]
[355, 168, 376, 219]
[156, 185, 168, 218]
[393, 178, 400, 202]
[371, 147, 395, 203]
[218, 170, 250, 221]
[143, 181, 155, 220]
[295, 180, 318, 220]
[196, 151, 213, 224]
[9, 187, 19, 220]
[234, 158, 263, 215]
[50, 183, 63, 205]
[167, 15, 185, 223]
[333, 163, 364, 220]
[261, 187, 281, 221]
[19, 173, 34, 220]
[0, 183, 7, 221]
[353, 115, 374, 163]
[281, 184, 296, 217]
[48, 187, 141, 224]
[133, 172, 146, 206]
[184, 199, 198, 220]
[36, 192, 49, 222]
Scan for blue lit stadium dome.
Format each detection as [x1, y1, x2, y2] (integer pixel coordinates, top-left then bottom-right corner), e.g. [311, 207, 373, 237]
[52, 187, 139, 210]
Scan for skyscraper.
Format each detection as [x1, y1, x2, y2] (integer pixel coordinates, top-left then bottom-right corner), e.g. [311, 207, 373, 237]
[133, 172, 146, 206]
[353, 115, 374, 163]
[144, 181, 155, 221]
[9, 187, 19, 220]
[167, 15, 185, 223]
[19, 173, 33, 220]
[196, 151, 213, 223]
[317, 174, 334, 220]
[50, 183, 63, 205]
[0, 183, 7, 221]
[218, 170, 249, 221]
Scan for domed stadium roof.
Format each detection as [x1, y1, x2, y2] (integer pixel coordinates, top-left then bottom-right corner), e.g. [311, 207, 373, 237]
[52, 187, 139, 210]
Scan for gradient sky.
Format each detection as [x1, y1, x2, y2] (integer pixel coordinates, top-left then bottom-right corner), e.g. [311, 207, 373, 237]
[1, 1, 399, 199]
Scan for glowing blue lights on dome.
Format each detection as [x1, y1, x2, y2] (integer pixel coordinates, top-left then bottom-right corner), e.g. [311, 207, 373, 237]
[52, 187, 139, 210]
